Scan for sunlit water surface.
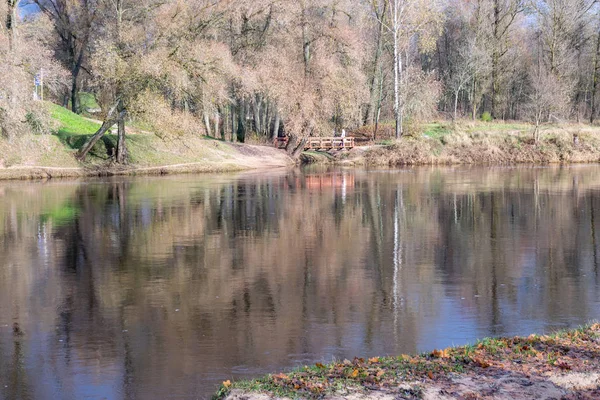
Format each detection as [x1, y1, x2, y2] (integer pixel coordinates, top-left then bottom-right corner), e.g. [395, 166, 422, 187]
[0, 166, 599, 399]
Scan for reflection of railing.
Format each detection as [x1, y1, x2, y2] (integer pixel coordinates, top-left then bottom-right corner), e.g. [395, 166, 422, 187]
[274, 137, 355, 151]
[304, 174, 355, 190]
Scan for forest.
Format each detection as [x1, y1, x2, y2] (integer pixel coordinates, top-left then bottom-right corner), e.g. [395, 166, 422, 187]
[1, 0, 600, 161]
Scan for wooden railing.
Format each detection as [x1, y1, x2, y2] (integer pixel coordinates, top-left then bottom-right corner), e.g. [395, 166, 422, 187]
[274, 137, 355, 151]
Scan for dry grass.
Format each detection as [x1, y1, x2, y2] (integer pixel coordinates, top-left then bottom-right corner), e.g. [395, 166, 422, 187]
[0, 103, 294, 180]
[361, 123, 600, 166]
[0, 133, 293, 180]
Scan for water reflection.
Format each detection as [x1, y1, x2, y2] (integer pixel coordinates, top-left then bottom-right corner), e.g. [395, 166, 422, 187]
[0, 166, 599, 399]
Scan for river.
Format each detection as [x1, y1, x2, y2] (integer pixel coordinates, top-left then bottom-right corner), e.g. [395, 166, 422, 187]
[0, 166, 599, 399]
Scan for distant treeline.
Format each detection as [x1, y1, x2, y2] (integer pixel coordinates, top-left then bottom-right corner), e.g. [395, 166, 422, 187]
[1, 0, 599, 159]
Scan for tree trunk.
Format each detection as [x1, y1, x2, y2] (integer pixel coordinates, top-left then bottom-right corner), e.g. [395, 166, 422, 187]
[221, 107, 227, 140]
[271, 110, 280, 140]
[393, 0, 401, 139]
[286, 135, 307, 158]
[374, 107, 381, 141]
[70, 43, 86, 114]
[491, 0, 500, 119]
[374, 65, 384, 141]
[214, 111, 220, 139]
[301, 3, 311, 77]
[116, 110, 127, 164]
[364, 0, 387, 126]
[591, 30, 600, 123]
[6, 0, 17, 51]
[261, 100, 268, 136]
[252, 97, 262, 134]
[230, 103, 236, 142]
[454, 89, 460, 121]
[236, 98, 246, 143]
[5, 0, 17, 112]
[203, 110, 212, 137]
[76, 102, 122, 161]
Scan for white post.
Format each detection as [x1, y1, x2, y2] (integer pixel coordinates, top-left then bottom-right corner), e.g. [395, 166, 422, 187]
[40, 69, 44, 102]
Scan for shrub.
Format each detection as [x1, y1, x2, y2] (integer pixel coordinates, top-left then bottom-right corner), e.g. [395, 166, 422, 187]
[480, 112, 493, 122]
[26, 111, 48, 134]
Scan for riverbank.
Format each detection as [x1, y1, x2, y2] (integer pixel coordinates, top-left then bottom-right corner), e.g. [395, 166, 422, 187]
[325, 122, 600, 167]
[0, 138, 293, 180]
[215, 324, 600, 400]
[4, 105, 600, 180]
[0, 104, 293, 180]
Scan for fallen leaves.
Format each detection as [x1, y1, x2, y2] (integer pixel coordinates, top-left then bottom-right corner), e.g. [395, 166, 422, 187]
[472, 357, 491, 368]
[432, 348, 450, 358]
[272, 373, 290, 383]
[216, 325, 600, 399]
[556, 361, 572, 370]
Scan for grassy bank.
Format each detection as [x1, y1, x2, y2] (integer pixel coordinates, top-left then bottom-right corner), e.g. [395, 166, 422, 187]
[3, 105, 600, 179]
[0, 103, 293, 180]
[337, 121, 600, 167]
[215, 324, 600, 400]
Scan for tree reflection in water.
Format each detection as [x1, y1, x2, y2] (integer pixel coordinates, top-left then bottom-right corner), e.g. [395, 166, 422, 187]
[0, 166, 599, 399]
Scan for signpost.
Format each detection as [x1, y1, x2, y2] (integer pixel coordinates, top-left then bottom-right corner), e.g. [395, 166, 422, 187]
[33, 69, 44, 101]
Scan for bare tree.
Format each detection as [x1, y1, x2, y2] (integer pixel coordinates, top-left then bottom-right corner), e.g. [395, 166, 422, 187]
[363, 0, 388, 127]
[526, 34, 571, 142]
[489, 0, 525, 119]
[382, 0, 443, 138]
[447, 38, 490, 120]
[0, 1, 67, 138]
[27, 0, 100, 113]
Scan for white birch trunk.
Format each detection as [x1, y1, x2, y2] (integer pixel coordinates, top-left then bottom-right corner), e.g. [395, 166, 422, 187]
[393, 0, 401, 139]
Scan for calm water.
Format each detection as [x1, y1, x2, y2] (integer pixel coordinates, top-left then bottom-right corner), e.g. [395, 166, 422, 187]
[1, 166, 600, 399]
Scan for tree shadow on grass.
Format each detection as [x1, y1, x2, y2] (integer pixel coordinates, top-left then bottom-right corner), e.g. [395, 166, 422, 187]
[54, 131, 117, 161]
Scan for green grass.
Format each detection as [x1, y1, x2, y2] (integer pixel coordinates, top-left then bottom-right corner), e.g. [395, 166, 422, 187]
[466, 122, 531, 133]
[422, 122, 452, 140]
[47, 102, 118, 161]
[48, 102, 101, 137]
[303, 150, 334, 159]
[67, 92, 101, 113]
[214, 324, 600, 400]
[46, 103, 232, 166]
[127, 117, 155, 133]
[79, 92, 100, 110]
[375, 139, 395, 146]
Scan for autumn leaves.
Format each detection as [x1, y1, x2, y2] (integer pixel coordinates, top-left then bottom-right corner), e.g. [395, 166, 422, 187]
[218, 324, 600, 399]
